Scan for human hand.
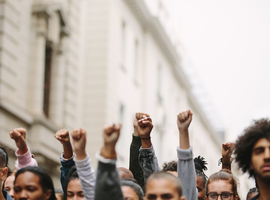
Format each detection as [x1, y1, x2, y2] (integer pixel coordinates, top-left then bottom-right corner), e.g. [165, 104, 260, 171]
[222, 142, 235, 161]
[177, 110, 193, 133]
[133, 112, 150, 136]
[54, 129, 71, 146]
[9, 128, 27, 155]
[71, 128, 87, 160]
[101, 123, 121, 159]
[137, 117, 153, 139]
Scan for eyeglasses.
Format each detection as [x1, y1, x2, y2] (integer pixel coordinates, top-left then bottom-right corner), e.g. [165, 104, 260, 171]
[207, 192, 235, 200]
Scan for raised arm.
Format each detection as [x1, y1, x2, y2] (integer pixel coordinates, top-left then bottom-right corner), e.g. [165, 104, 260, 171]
[129, 112, 149, 188]
[9, 128, 37, 170]
[54, 129, 75, 191]
[137, 115, 159, 184]
[177, 110, 197, 200]
[71, 128, 95, 200]
[221, 142, 235, 171]
[95, 123, 123, 200]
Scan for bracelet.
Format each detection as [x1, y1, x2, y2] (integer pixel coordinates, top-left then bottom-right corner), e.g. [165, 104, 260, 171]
[218, 157, 233, 166]
[141, 137, 151, 140]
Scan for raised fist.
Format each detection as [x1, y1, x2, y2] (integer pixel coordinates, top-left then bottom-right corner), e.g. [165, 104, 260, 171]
[177, 110, 193, 132]
[54, 129, 70, 145]
[71, 128, 87, 160]
[9, 128, 27, 154]
[137, 117, 153, 139]
[222, 142, 235, 159]
[133, 112, 150, 136]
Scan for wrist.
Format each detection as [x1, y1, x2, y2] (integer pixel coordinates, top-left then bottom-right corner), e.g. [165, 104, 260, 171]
[18, 145, 28, 155]
[141, 139, 152, 149]
[101, 146, 117, 159]
[75, 151, 87, 160]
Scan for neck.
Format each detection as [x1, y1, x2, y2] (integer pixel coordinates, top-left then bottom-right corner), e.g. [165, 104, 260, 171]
[0, 190, 5, 200]
[257, 178, 270, 200]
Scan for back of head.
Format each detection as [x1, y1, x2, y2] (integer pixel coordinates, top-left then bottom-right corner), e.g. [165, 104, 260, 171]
[146, 171, 182, 197]
[118, 167, 134, 179]
[15, 166, 56, 200]
[121, 179, 144, 200]
[194, 156, 208, 184]
[162, 160, 177, 172]
[234, 118, 270, 177]
[206, 169, 240, 199]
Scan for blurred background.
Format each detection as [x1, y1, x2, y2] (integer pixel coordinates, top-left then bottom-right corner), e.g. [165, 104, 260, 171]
[1, 0, 269, 198]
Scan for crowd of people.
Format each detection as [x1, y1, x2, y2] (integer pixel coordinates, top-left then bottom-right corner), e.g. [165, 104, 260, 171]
[0, 110, 269, 200]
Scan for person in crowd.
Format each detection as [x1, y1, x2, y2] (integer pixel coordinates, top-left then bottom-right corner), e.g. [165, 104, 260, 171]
[136, 110, 197, 199]
[0, 147, 12, 200]
[234, 118, 270, 200]
[246, 188, 259, 200]
[54, 129, 75, 191]
[3, 128, 38, 200]
[144, 171, 185, 200]
[3, 171, 16, 200]
[120, 179, 144, 200]
[194, 156, 208, 200]
[13, 166, 56, 200]
[64, 166, 84, 200]
[70, 128, 96, 200]
[9, 128, 37, 170]
[129, 112, 152, 189]
[205, 169, 240, 200]
[94, 123, 123, 200]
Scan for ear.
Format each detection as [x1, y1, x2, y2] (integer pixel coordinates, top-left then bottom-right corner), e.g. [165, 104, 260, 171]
[44, 189, 52, 200]
[180, 196, 186, 200]
[0, 167, 8, 181]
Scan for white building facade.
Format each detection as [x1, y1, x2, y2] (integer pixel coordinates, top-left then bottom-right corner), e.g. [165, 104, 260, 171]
[0, 0, 222, 187]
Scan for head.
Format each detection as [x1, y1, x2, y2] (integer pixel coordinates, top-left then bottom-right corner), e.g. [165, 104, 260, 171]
[64, 166, 84, 200]
[118, 167, 134, 179]
[206, 169, 240, 200]
[14, 166, 56, 200]
[162, 160, 178, 177]
[3, 170, 16, 199]
[0, 147, 9, 188]
[234, 118, 270, 180]
[55, 189, 64, 200]
[246, 187, 259, 200]
[194, 156, 208, 200]
[121, 178, 144, 200]
[144, 171, 184, 200]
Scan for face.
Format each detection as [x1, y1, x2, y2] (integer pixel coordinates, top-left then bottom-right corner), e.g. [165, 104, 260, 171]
[196, 176, 205, 200]
[250, 138, 270, 183]
[207, 180, 237, 200]
[4, 175, 15, 199]
[66, 179, 85, 200]
[144, 178, 184, 200]
[14, 172, 51, 200]
[121, 186, 139, 200]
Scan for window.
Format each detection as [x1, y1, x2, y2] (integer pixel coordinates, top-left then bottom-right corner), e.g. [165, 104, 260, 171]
[134, 39, 139, 84]
[121, 20, 126, 70]
[43, 42, 53, 118]
[157, 64, 162, 103]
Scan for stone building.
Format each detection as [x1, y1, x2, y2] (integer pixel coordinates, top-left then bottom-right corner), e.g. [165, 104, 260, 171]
[0, 0, 222, 187]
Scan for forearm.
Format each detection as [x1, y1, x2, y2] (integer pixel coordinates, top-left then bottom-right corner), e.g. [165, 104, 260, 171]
[129, 134, 144, 188]
[63, 143, 73, 159]
[177, 147, 197, 200]
[75, 154, 95, 200]
[95, 153, 123, 200]
[139, 145, 159, 184]
[15, 148, 38, 170]
[179, 130, 190, 149]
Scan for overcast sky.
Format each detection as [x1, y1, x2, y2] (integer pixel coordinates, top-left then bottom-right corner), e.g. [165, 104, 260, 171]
[163, 0, 270, 138]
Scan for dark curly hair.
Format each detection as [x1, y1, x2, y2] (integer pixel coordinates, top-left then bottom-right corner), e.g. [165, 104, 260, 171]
[234, 118, 270, 177]
[162, 160, 177, 172]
